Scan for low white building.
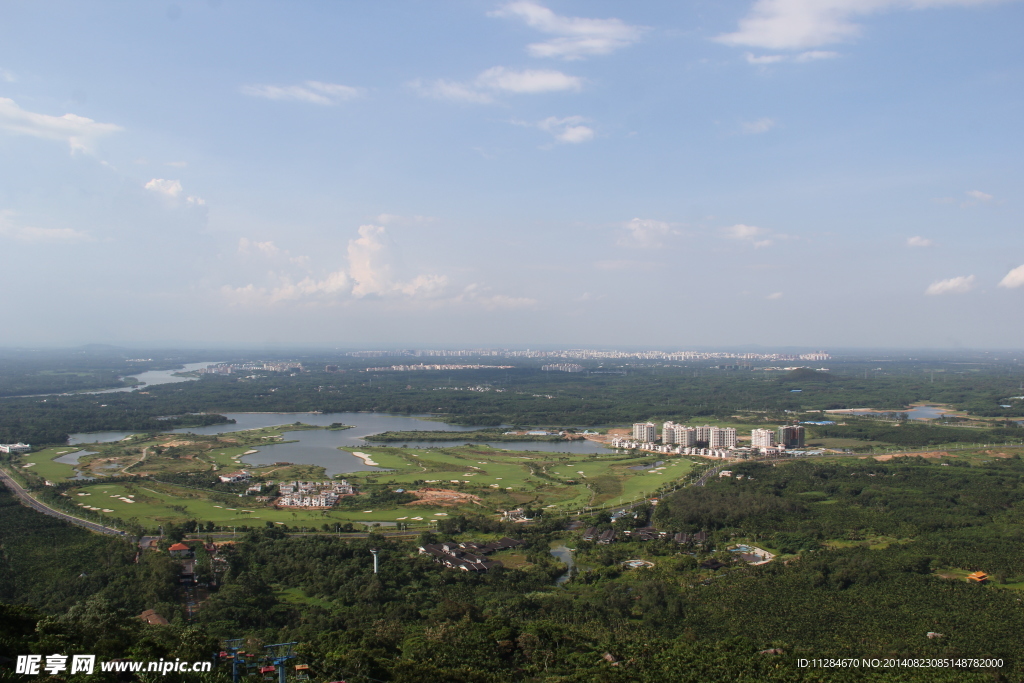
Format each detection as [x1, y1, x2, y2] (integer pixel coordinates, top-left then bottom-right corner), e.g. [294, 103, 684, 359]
[0, 443, 31, 454]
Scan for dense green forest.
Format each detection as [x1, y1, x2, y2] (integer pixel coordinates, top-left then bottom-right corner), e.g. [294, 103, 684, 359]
[5, 455, 1024, 680]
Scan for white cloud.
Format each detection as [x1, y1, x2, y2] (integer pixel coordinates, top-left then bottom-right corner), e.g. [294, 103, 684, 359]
[347, 225, 449, 298]
[619, 218, 675, 248]
[240, 81, 363, 105]
[741, 118, 776, 134]
[536, 115, 594, 144]
[906, 236, 933, 247]
[795, 50, 841, 61]
[722, 223, 775, 248]
[998, 265, 1024, 289]
[0, 211, 91, 243]
[0, 97, 121, 153]
[0, 68, 15, 82]
[960, 189, 995, 207]
[477, 66, 583, 93]
[145, 178, 205, 205]
[766, 291, 784, 300]
[238, 237, 281, 257]
[745, 50, 839, 64]
[411, 66, 582, 104]
[718, 0, 1004, 50]
[409, 79, 496, 104]
[490, 1, 646, 60]
[745, 53, 787, 64]
[227, 225, 450, 306]
[144, 178, 183, 198]
[925, 274, 976, 295]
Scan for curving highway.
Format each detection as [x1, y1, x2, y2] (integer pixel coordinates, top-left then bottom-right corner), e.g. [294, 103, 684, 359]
[0, 468, 124, 536]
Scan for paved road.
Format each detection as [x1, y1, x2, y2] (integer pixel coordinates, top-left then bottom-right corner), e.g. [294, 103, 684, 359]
[0, 468, 124, 536]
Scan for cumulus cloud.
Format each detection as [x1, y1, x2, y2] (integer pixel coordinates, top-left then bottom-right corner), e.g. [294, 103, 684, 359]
[722, 223, 775, 248]
[489, 1, 646, 60]
[344, 225, 447, 298]
[618, 218, 675, 248]
[0, 97, 121, 153]
[224, 225, 539, 311]
[226, 224, 452, 306]
[741, 118, 776, 134]
[240, 81, 363, 105]
[925, 274, 976, 295]
[718, 0, 1004, 50]
[998, 265, 1024, 289]
[144, 178, 205, 205]
[0, 210, 91, 243]
[907, 236, 933, 247]
[411, 66, 582, 104]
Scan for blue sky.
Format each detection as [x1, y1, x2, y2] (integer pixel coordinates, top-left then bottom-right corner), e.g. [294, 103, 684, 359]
[1, 0, 1021, 349]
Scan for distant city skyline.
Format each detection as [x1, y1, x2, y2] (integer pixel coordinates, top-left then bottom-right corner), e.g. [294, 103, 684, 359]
[1, 1, 1021, 348]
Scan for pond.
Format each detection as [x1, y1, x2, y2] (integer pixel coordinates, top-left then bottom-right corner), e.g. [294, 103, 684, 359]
[67, 412, 613, 477]
[550, 544, 575, 585]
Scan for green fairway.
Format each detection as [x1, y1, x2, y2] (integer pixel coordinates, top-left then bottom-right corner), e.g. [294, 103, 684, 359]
[18, 446, 83, 482]
[46, 433, 702, 531]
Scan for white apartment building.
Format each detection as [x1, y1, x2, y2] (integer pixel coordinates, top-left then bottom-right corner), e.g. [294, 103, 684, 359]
[662, 421, 678, 443]
[694, 425, 713, 443]
[751, 429, 776, 449]
[675, 426, 697, 446]
[708, 427, 737, 449]
[662, 422, 700, 446]
[633, 422, 657, 442]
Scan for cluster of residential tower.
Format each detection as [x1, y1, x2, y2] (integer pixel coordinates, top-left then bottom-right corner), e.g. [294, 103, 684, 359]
[612, 422, 807, 459]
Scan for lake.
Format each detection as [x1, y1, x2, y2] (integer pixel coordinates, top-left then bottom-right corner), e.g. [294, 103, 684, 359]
[67, 411, 612, 476]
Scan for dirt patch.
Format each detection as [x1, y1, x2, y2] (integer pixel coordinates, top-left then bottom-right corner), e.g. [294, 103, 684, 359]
[218, 438, 240, 443]
[405, 488, 482, 507]
[160, 440, 196, 448]
[983, 450, 1013, 458]
[873, 451, 950, 461]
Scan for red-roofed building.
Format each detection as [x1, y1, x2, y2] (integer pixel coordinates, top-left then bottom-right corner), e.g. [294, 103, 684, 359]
[168, 542, 192, 558]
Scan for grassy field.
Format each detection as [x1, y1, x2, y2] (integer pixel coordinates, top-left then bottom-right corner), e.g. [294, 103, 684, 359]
[44, 432, 700, 531]
[17, 446, 83, 482]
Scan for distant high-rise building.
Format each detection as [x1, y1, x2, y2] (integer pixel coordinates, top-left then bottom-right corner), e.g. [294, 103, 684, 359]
[708, 427, 737, 449]
[778, 425, 805, 448]
[694, 425, 713, 444]
[633, 422, 657, 442]
[751, 428, 776, 449]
